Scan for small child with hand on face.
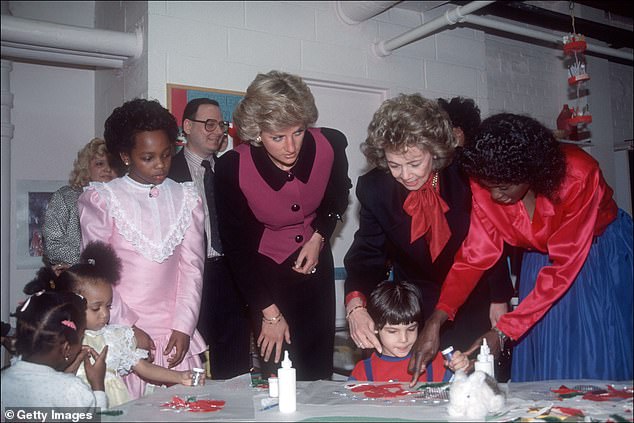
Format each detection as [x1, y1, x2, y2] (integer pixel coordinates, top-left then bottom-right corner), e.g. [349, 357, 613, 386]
[24, 241, 204, 408]
[1, 290, 108, 410]
[348, 280, 449, 382]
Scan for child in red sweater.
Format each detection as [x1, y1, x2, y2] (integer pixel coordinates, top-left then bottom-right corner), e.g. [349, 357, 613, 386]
[349, 281, 448, 382]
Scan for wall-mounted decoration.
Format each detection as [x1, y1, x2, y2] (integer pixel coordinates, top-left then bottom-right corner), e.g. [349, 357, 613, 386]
[16, 179, 65, 269]
[167, 84, 245, 151]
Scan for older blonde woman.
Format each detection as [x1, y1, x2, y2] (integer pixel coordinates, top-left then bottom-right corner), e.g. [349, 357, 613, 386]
[43, 138, 115, 270]
[215, 71, 352, 380]
[343, 94, 513, 383]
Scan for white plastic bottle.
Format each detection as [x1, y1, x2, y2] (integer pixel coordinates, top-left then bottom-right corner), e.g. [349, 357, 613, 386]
[277, 350, 296, 413]
[474, 338, 495, 378]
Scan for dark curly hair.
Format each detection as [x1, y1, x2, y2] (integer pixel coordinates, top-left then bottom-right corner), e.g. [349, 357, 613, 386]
[13, 291, 86, 362]
[437, 97, 481, 145]
[368, 280, 422, 330]
[104, 98, 178, 170]
[24, 241, 122, 298]
[460, 113, 566, 200]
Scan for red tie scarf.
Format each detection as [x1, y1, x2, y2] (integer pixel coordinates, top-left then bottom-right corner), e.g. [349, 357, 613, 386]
[402, 171, 451, 262]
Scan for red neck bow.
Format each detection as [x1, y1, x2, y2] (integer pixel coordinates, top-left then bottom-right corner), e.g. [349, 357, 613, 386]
[402, 171, 451, 262]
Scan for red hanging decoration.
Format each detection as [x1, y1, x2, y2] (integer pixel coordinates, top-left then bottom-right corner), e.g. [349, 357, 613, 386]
[560, 2, 592, 137]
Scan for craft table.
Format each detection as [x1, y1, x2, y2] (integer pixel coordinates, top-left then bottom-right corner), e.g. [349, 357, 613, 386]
[101, 374, 633, 422]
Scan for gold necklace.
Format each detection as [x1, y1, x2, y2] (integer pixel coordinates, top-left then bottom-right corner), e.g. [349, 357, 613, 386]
[432, 171, 439, 190]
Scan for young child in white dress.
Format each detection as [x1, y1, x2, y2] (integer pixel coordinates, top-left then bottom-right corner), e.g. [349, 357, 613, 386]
[1, 290, 108, 410]
[24, 241, 203, 407]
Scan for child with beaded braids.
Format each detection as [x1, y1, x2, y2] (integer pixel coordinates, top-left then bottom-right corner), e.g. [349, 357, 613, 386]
[0, 290, 108, 410]
[22, 241, 203, 408]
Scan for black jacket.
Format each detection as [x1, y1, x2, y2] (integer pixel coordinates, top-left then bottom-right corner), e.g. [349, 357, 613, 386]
[344, 159, 514, 350]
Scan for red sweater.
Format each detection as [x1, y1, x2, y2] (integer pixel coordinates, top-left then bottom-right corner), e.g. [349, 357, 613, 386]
[349, 352, 448, 382]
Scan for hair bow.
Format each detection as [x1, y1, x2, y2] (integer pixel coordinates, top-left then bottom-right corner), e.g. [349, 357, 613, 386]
[61, 320, 77, 331]
[19, 290, 45, 312]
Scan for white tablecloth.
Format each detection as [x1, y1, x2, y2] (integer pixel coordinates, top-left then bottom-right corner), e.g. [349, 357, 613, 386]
[101, 374, 633, 422]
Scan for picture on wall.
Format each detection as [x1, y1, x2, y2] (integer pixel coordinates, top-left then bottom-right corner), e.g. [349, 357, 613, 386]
[167, 83, 245, 152]
[16, 180, 66, 269]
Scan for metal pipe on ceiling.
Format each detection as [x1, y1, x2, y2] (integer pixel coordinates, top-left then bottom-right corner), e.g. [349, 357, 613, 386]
[465, 14, 633, 62]
[0, 14, 143, 68]
[335, 1, 400, 25]
[374, 0, 495, 56]
[0, 46, 127, 68]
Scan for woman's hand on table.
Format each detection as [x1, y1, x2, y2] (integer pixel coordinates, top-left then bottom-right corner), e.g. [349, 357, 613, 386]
[346, 298, 382, 353]
[293, 232, 323, 275]
[408, 309, 448, 387]
[165, 330, 190, 368]
[259, 304, 291, 364]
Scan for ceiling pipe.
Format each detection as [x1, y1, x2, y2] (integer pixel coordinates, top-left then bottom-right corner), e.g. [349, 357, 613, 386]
[374, 0, 495, 56]
[0, 14, 143, 68]
[0, 46, 127, 68]
[465, 14, 633, 62]
[335, 1, 400, 25]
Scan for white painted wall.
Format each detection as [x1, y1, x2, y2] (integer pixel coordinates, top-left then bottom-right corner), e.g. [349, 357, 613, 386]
[94, 0, 148, 136]
[8, 62, 95, 320]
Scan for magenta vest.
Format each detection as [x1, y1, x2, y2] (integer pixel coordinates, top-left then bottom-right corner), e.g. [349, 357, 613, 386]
[235, 128, 334, 264]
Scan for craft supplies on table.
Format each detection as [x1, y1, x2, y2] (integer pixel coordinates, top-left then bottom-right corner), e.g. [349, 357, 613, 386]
[100, 374, 632, 422]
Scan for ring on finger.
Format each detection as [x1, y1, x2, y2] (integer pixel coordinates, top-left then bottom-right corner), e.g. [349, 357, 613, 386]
[310, 267, 317, 274]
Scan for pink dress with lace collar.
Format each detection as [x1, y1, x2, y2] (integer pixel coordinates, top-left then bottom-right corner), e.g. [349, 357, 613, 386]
[78, 176, 206, 399]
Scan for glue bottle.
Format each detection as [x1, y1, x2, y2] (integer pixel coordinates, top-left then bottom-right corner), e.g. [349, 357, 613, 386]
[474, 338, 495, 378]
[278, 350, 296, 413]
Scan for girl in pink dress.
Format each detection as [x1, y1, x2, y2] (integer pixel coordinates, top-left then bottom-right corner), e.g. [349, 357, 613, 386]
[78, 99, 206, 398]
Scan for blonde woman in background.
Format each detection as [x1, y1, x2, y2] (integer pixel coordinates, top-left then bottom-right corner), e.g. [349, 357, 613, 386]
[43, 138, 116, 272]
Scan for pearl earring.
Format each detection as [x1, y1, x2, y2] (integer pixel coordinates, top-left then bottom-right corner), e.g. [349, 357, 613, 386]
[255, 136, 262, 142]
[64, 355, 70, 361]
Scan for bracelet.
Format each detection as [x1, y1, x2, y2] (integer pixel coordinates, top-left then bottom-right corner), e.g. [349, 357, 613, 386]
[345, 305, 365, 320]
[262, 312, 283, 325]
[314, 230, 326, 244]
[492, 326, 509, 350]
[344, 291, 367, 308]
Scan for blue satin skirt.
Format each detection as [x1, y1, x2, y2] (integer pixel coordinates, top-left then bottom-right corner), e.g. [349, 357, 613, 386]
[512, 209, 633, 381]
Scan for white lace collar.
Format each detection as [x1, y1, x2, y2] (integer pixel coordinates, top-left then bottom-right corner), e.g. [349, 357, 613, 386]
[92, 177, 199, 263]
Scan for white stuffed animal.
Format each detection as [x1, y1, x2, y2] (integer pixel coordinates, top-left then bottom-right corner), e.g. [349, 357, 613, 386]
[447, 370, 506, 420]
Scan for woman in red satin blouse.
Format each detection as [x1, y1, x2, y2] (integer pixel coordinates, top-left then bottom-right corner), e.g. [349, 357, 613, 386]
[413, 113, 633, 382]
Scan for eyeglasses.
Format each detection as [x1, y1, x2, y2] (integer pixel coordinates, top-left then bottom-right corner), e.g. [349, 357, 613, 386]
[188, 118, 229, 132]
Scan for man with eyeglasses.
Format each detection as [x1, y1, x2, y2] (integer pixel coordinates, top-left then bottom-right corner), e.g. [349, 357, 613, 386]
[168, 98, 251, 379]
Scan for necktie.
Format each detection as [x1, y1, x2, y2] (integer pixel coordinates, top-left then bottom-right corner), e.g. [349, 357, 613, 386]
[201, 159, 223, 254]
